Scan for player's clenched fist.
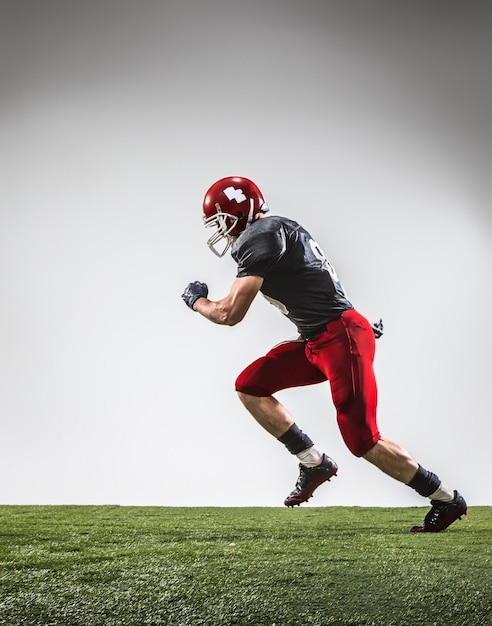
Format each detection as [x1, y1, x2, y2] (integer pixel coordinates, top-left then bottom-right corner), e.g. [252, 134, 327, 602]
[182, 281, 208, 310]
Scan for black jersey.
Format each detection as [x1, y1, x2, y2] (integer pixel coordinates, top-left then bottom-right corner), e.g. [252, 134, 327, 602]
[231, 215, 353, 338]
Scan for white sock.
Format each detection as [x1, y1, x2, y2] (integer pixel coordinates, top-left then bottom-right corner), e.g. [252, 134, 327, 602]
[296, 445, 323, 467]
[428, 483, 455, 502]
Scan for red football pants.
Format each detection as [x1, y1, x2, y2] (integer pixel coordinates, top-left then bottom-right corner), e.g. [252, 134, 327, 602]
[235, 309, 381, 457]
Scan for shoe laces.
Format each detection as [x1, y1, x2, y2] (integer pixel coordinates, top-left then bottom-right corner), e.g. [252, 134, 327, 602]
[294, 463, 311, 488]
[425, 499, 452, 526]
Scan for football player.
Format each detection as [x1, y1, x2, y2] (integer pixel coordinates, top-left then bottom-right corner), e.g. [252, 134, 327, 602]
[182, 176, 467, 532]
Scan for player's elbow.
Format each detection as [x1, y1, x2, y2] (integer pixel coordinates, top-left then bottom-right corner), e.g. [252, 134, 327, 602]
[210, 304, 242, 326]
[225, 312, 246, 326]
[214, 298, 249, 326]
[221, 308, 246, 326]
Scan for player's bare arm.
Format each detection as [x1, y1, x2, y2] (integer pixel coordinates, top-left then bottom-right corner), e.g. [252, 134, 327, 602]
[184, 275, 263, 326]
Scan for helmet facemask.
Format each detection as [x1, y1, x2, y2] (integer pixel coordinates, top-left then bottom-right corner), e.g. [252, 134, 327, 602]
[203, 204, 239, 257]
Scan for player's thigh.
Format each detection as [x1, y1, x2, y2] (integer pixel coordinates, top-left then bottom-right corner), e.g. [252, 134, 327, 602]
[235, 340, 326, 396]
[306, 310, 375, 402]
[306, 312, 379, 455]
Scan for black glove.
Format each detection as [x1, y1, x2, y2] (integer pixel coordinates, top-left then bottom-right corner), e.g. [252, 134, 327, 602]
[182, 281, 209, 310]
[371, 318, 384, 339]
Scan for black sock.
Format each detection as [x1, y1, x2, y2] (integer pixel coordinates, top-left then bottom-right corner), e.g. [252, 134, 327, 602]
[406, 464, 441, 497]
[278, 423, 313, 455]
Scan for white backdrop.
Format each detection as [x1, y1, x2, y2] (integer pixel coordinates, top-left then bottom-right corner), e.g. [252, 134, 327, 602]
[1, 1, 490, 507]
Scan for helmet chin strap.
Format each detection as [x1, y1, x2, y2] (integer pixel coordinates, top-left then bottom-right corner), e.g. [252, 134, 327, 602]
[246, 198, 255, 226]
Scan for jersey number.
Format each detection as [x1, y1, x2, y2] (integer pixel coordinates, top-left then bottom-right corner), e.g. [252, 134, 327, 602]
[309, 239, 340, 284]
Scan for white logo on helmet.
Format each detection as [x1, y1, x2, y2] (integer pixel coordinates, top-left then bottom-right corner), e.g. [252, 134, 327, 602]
[223, 186, 247, 203]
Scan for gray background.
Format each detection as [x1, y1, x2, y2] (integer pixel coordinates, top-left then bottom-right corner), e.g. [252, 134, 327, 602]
[1, 0, 490, 507]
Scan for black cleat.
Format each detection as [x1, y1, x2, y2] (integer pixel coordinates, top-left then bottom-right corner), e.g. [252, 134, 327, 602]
[284, 453, 338, 507]
[411, 490, 467, 533]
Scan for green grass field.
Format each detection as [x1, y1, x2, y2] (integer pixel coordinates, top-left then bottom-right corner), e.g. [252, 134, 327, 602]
[0, 505, 490, 626]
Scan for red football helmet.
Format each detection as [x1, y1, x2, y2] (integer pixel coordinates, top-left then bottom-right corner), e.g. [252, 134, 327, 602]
[202, 176, 268, 256]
